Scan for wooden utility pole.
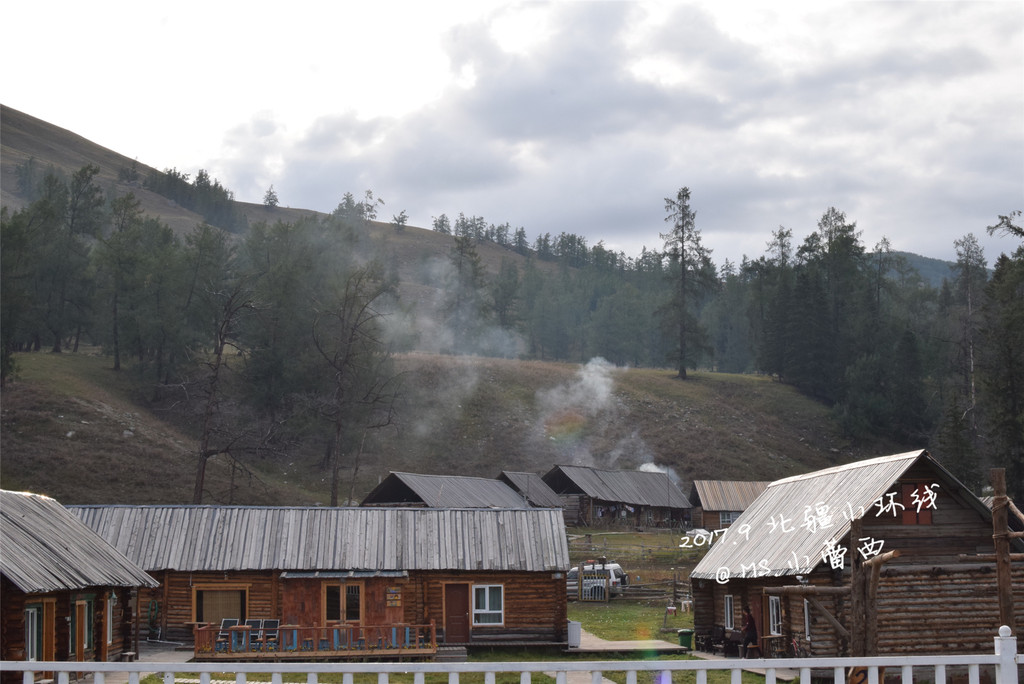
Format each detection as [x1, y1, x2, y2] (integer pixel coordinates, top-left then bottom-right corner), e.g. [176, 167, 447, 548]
[850, 519, 867, 656]
[991, 468, 1019, 634]
[864, 549, 900, 656]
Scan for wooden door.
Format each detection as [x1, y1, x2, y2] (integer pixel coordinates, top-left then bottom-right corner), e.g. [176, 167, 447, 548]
[42, 600, 56, 678]
[74, 601, 88, 663]
[443, 584, 470, 643]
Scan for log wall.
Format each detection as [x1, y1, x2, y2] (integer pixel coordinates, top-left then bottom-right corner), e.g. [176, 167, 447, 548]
[418, 570, 567, 643]
[141, 569, 566, 645]
[1, 582, 135, 684]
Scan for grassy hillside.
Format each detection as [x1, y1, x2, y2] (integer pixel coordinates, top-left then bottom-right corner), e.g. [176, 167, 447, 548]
[0, 350, 910, 505]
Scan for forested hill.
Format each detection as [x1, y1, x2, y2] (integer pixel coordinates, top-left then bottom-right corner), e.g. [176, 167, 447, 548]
[0, 350, 905, 506]
[2, 104, 1022, 503]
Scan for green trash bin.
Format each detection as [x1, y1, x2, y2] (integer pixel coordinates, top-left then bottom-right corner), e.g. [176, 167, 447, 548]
[678, 628, 694, 649]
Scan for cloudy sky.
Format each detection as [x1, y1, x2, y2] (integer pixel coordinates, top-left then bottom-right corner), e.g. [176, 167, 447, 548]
[5, 1, 1023, 265]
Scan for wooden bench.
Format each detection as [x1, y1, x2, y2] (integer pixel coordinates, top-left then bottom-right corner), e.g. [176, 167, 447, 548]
[119, 651, 137, 662]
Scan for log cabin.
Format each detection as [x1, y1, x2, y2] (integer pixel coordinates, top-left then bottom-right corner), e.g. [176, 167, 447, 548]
[689, 450, 1024, 657]
[688, 480, 770, 531]
[0, 491, 158, 684]
[360, 472, 530, 508]
[70, 506, 570, 657]
[497, 471, 564, 509]
[542, 464, 691, 528]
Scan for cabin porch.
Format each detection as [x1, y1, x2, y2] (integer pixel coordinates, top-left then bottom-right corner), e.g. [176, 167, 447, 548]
[193, 622, 437, 661]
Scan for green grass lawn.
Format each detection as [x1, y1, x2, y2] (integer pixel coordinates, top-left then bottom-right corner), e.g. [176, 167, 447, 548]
[568, 600, 694, 641]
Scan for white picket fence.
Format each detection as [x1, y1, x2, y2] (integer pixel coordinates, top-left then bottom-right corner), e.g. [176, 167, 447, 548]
[3, 627, 1019, 684]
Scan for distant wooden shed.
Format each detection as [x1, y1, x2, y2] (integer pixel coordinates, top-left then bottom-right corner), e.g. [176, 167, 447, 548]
[72, 506, 570, 648]
[689, 450, 1024, 657]
[542, 464, 691, 528]
[1, 491, 157, 683]
[688, 480, 770, 530]
[361, 472, 530, 508]
[497, 471, 564, 509]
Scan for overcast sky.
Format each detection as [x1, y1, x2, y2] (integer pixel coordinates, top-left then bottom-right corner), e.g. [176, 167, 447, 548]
[5, 1, 1023, 266]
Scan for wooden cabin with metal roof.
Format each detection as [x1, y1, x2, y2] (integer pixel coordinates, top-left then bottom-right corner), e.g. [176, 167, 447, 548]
[542, 464, 692, 528]
[689, 450, 1024, 658]
[360, 472, 530, 508]
[0, 491, 157, 683]
[688, 480, 770, 531]
[70, 505, 570, 658]
[496, 471, 564, 509]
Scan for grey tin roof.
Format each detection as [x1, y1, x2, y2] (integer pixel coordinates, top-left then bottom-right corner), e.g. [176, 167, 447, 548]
[690, 480, 771, 512]
[71, 505, 569, 573]
[498, 471, 564, 508]
[543, 465, 692, 509]
[1, 490, 157, 593]
[689, 450, 993, 580]
[361, 472, 530, 508]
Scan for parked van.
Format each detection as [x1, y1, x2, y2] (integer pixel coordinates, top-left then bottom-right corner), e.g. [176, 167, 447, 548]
[566, 560, 629, 599]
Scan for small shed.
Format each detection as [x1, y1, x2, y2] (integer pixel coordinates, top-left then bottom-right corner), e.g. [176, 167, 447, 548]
[1, 491, 157, 683]
[361, 472, 530, 508]
[688, 480, 770, 530]
[497, 471, 563, 509]
[542, 464, 691, 528]
[689, 450, 1024, 657]
[72, 505, 570, 649]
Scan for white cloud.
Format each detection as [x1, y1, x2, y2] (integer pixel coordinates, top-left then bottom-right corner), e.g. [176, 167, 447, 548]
[4, 0, 1022, 265]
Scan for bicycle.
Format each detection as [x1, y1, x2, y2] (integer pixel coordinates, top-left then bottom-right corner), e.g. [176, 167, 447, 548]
[788, 631, 810, 658]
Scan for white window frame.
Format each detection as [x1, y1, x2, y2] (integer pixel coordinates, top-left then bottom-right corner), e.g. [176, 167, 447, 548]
[25, 606, 40, 661]
[724, 595, 734, 630]
[107, 595, 115, 645]
[769, 595, 783, 636]
[804, 598, 811, 640]
[472, 584, 504, 625]
[720, 511, 741, 527]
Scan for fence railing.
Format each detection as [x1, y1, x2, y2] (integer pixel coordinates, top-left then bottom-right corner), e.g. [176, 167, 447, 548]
[3, 627, 1019, 684]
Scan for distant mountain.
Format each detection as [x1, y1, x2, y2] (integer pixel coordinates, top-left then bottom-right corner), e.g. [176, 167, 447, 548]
[892, 251, 955, 289]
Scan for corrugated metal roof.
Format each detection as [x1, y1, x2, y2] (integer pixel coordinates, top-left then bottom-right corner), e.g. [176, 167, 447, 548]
[71, 506, 569, 573]
[1, 490, 157, 593]
[691, 480, 771, 512]
[362, 472, 530, 508]
[543, 465, 691, 509]
[691, 450, 945, 580]
[498, 471, 564, 508]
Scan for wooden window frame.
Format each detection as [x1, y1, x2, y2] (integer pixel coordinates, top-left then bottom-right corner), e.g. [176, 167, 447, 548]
[190, 583, 251, 623]
[321, 581, 363, 625]
[724, 594, 734, 630]
[900, 483, 935, 525]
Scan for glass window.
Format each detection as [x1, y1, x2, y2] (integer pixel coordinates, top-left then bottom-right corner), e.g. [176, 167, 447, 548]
[803, 598, 811, 640]
[473, 585, 504, 625]
[769, 596, 783, 635]
[345, 585, 361, 622]
[325, 583, 362, 623]
[720, 512, 741, 526]
[25, 606, 40, 661]
[724, 595, 734, 629]
[107, 595, 114, 645]
[196, 589, 245, 624]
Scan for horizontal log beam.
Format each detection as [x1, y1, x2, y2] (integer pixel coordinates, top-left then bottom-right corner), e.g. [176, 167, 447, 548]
[762, 586, 850, 596]
[863, 549, 901, 568]
[958, 553, 1024, 562]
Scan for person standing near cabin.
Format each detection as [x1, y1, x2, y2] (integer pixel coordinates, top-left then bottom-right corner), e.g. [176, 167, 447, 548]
[741, 606, 758, 658]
